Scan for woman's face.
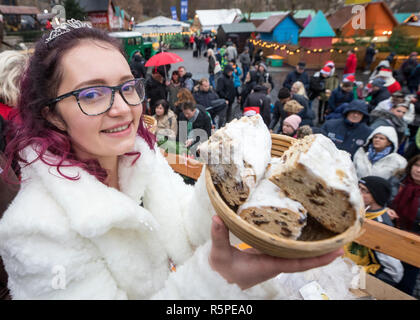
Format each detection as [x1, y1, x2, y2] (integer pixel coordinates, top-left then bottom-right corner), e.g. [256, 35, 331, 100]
[411, 160, 420, 184]
[372, 133, 391, 151]
[390, 106, 407, 119]
[155, 104, 165, 116]
[52, 40, 142, 164]
[291, 83, 299, 94]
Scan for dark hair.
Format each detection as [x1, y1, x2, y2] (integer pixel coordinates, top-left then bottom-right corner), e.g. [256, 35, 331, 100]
[154, 99, 170, 115]
[406, 154, 420, 179]
[278, 87, 291, 100]
[3, 26, 156, 184]
[181, 101, 195, 111]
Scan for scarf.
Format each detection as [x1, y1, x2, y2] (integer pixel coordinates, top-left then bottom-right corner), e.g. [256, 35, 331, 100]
[391, 176, 420, 230]
[367, 144, 392, 164]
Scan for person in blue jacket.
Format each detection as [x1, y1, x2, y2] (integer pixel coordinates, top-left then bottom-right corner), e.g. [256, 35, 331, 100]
[321, 99, 373, 158]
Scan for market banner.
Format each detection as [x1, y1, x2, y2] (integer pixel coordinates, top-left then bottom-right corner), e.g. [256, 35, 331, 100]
[170, 6, 178, 21]
[180, 0, 188, 21]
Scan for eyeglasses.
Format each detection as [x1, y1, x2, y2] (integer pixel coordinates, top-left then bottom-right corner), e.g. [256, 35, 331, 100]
[48, 78, 145, 116]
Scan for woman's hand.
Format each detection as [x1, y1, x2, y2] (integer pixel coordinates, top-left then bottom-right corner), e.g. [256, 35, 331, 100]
[209, 215, 344, 290]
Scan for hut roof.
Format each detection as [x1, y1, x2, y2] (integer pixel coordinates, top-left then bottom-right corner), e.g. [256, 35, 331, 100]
[300, 11, 335, 38]
[219, 22, 256, 33]
[256, 14, 301, 33]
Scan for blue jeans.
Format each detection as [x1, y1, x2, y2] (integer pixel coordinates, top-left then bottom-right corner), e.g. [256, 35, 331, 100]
[209, 74, 215, 89]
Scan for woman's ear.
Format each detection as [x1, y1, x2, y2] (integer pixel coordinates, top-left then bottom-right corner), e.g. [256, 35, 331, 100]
[42, 106, 67, 131]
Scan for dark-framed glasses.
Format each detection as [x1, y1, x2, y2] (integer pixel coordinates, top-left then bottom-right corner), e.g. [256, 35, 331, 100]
[48, 78, 145, 116]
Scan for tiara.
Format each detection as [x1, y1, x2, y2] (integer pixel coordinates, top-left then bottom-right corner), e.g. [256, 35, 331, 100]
[45, 19, 91, 44]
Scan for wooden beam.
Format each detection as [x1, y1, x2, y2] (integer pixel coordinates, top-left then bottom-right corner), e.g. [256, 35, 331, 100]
[355, 219, 420, 268]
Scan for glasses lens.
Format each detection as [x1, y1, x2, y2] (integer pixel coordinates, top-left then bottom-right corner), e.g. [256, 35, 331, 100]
[78, 86, 112, 115]
[121, 79, 144, 105]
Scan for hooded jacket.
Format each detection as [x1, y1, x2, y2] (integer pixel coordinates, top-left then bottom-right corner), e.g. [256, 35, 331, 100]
[321, 100, 372, 158]
[353, 126, 407, 179]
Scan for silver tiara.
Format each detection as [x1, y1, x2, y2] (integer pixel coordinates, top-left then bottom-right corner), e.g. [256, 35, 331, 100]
[45, 19, 91, 44]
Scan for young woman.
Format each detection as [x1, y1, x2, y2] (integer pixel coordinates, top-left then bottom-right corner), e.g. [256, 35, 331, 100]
[153, 99, 177, 140]
[0, 22, 342, 299]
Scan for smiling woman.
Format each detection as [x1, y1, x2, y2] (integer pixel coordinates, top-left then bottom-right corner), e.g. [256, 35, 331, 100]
[0, 22, 345, 300]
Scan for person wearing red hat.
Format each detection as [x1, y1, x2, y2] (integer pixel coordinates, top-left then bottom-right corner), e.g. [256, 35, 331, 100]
[376, 69, 402, 94]
[343, 49, 357, 79]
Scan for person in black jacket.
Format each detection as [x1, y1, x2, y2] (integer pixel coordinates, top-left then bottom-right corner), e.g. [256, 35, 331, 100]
[240, 70, 259, 109]
[283, 62, 309, 91]
[217, 64, 236, 123]
[368, 78, 391, 112]
[399, 52, 418, 88]
[256, 62, 275, 91]
[145, 69, 168, 114]
[326, 81, 354, 114]
[129, 51, 147, 79]
[178, 101, 212, 157]
[242, 84, 271, 128]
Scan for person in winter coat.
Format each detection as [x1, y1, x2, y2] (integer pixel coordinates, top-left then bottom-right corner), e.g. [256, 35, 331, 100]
[178, 66, 194, 92]
[343, 49, 357, 78]
[353, 126, 407, 179]
[207, 49, 220, 90]
[145, 69, 168, 114]
[408, 62, 420, 94]
[399, 52, 418, 88]
[321, 100, 372, 158]
[344, 176, 403, 287]
[283, 62, 309, 92]
[193, 78, 226, 129]
[225, 43, 238, 62]
[253, 48, 263, 66]
[228, 60, 242, 95]
[129, 51, 147, 79]
[240, 70, 259, 109]
[281, 114, 302, 138]
[326, 80, 354, 114]
[0, 25, 343, 300]
[153, 99, 178, 140]
[369, 103, 409, 144]
[167, 71, 182, 109]
[364, 43, 377, 74]
[239, 47, 251, 82]
[256, 62, 275, 91]
[391, 154, 420, 296]
[270, 88, 314, 132]
[367, 78, 391, 111]
[216, 64, 236, 122]
[242, 84, 271, 128]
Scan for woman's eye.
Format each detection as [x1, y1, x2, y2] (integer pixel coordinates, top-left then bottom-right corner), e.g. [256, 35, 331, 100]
[122, 84, 135, 93]
[80, 89, 105, 100]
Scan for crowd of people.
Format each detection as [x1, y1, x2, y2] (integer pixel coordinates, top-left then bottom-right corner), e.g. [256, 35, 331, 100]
[0, 23, 419, 299]
[122, 36, 420, 298]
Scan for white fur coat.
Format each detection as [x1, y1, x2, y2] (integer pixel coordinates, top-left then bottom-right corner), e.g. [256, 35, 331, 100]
[0, 137, 358, 300]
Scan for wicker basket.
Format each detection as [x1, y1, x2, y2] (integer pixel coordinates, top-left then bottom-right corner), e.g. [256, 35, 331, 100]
[143, 115, 157, 134]
[205, 133, 364, 259]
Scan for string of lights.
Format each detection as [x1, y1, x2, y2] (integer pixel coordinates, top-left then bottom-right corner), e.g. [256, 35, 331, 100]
[249, 39, 360, 55]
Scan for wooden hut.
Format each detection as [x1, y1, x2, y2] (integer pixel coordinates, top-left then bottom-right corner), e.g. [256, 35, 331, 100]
[299, 11, 336, 49]
[216, 22, 256, 52]
[256, 14, 302, 45]
[327, 1, 398, 37]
